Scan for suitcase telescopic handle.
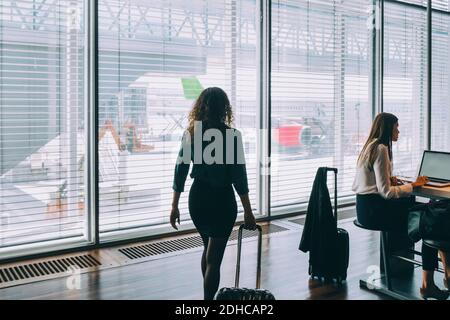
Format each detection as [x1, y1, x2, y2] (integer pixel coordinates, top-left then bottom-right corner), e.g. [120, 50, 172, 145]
[235, 224, 263, 289]
[325, 167, 338, 223]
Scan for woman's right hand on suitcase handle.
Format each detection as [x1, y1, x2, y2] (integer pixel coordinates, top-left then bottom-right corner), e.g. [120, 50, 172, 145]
[244, 210, 257, 230]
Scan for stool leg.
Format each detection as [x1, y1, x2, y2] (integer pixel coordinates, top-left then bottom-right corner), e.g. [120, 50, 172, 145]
[381, 231, 393, 291]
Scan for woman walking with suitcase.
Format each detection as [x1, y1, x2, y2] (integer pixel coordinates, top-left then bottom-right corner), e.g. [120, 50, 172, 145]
[170, 87, 257, 300]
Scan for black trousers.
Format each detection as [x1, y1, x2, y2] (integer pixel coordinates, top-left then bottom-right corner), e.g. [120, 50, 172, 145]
[356, 194, 438, 271]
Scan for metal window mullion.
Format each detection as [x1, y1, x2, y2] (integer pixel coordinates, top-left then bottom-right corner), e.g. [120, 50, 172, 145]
[380, 0, 385, 113]
[427, 0, 432, 150]
[86, 0, 99, 245]
[256, 0, 262, 217]
[370, 0, 377, 119]
[266, 0, 271, 218]
[256, 0, 271, 218]
[256, 0, 264, 217]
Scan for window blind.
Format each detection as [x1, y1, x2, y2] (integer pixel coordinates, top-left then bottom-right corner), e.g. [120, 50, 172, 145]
[432, 1, 450, 151]
[270, 0, 372, 211]
[0, 0, 87, 249]
[98, 0, 258, 238]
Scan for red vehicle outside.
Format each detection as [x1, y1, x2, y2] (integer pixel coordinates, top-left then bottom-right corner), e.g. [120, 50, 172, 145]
[272, 116, 331, 156]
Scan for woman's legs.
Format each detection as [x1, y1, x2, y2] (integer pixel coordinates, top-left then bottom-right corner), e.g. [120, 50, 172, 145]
[438, 250, 450, 282]
[203, 237, 229, 300]
[199, 233, 209, 278]
[386, 197, 448, 295]
[189, 180, 237, 299]
[420, 244, 449, 299]
[422, 243, 439, 289]
[362, 195, 447, 296]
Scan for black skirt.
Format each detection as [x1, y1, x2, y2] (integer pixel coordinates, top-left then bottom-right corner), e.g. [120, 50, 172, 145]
[188, 178, 238, 238]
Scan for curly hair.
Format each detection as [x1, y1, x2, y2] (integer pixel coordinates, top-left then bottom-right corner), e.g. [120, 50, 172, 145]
[187, 87, 234, 137]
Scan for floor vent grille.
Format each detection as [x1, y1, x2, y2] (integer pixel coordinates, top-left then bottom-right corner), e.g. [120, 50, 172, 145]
[0, 254, 101, 284]
[119, 224, 289, 260]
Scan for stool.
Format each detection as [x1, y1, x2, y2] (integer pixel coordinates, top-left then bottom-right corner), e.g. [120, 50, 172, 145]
[423, 239, 450, 252]
[353, 219, 393, 290]
[354, 219, 418, 299]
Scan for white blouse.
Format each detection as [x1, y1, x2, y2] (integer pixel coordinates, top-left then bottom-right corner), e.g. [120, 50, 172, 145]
[352, 144, 413, 199]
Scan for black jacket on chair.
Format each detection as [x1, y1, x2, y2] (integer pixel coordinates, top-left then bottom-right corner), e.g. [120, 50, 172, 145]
[299, 167, 338, 277]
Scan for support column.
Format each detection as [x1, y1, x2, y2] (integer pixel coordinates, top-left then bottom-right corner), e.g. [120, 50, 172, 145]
[64, 1, 81, 218]
[257, 0, 270, 217]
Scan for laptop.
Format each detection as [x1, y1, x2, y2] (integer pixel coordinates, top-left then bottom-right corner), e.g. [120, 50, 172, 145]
[397, 150, 450, 188]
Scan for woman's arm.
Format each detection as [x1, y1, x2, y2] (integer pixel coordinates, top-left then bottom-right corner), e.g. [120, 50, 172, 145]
[172, 133, 191, 193]
[230, 130, 249, 195]
[170, 133, 191, 230]
[231, 130, 256, 229]
[238, 193, 256, 230]
[393, 176, 428, 187]
[170, 191, 181, 230]
[373, 145, 413, 198]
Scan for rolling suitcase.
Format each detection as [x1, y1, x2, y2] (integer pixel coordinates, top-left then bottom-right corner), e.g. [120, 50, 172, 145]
[214, 224, 275, 300]
[309, 167, 349, 284]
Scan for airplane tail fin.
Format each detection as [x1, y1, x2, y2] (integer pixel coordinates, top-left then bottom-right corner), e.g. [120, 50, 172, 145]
[181, 77, 204, 100]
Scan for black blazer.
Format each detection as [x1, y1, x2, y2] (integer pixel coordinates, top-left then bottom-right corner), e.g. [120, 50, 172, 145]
[299, 167, 338, 276]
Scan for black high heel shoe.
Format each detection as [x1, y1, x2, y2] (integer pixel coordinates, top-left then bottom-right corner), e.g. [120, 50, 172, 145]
[420, 285, 449, 300]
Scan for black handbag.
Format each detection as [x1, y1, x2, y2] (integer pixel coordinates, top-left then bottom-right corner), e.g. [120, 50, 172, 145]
[214, 224, 275, 300]
[408, 200, 450, 242]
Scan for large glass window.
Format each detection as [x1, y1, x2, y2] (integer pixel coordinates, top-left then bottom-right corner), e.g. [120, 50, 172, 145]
[98, 0, 258, 239]
[270, 0, 372, 212]
[384, 1, 427, 176]
[0, 0, 88, 253]
[2, 0, 448, 260]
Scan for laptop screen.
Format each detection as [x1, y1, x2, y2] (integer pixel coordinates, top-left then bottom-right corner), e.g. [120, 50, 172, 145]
[419, 151, 450, 181]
